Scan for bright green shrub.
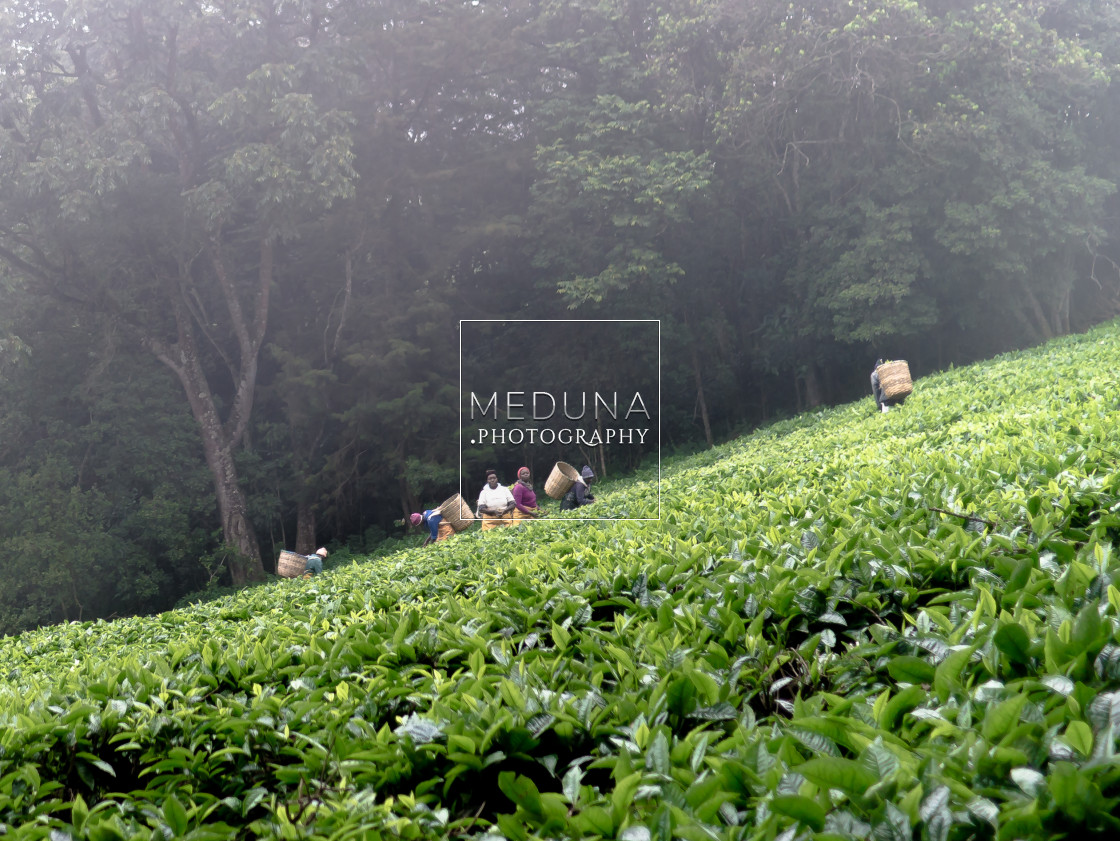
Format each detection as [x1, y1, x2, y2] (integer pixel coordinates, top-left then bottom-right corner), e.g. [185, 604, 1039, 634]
[3, 323, 1120, 838]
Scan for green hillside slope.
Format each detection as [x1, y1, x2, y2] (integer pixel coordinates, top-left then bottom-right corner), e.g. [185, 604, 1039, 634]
[3, 324, 1120, 839]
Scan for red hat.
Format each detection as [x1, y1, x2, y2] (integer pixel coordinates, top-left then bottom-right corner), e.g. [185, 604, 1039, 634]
[518, 466, 530, 477]
[409, 513, 422, 526]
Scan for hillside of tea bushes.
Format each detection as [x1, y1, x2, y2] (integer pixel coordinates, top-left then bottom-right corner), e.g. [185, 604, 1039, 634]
[4, 324, 1120, 840]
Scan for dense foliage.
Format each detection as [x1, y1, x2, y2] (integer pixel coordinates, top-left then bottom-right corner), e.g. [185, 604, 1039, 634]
[1, 0, 1119, 624]
[1, 322, 1120, 837]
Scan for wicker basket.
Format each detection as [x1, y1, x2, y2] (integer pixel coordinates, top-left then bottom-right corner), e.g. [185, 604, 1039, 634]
[544, 461, 581, 499]
[438, 493, 475, 532]
[877, 360, 913, 400]
[277, 549, 307, 579]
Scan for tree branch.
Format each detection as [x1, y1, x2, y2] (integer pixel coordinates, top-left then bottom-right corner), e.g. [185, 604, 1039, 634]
[927, 507, 995, 530]
[330, 237, 361, 363]
[65, 44, 105, 128]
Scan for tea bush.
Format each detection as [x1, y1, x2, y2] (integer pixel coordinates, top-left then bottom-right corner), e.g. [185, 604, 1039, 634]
[3, 324, 1120, 838]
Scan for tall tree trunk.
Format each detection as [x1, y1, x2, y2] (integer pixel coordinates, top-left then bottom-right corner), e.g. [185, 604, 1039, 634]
[803, 364, 823, 408]
[207, 434, 263, 586]
[1019, 281, 1055, 343]
[143, 275, 267, 586]
[1053, 252, 1074, 336]
[596, 414, 607, 478]
[689, 344, 714, 448]
[153, 341, 263, 586]
[295, 501, 317, 555]
[289, 416, 327, 555]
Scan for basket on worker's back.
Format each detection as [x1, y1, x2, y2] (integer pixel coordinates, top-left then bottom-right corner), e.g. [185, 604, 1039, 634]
[877, 360, 913, 400]
[438, 493, 475, 531]
[544, 461, 582, 500]
[277, 550, 307, 579]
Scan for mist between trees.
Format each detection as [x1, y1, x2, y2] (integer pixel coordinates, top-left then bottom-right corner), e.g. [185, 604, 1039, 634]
[0, 0, 1117, 634]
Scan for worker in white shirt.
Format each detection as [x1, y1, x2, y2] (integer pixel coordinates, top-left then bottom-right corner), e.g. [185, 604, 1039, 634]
[476, 469, 516, 530]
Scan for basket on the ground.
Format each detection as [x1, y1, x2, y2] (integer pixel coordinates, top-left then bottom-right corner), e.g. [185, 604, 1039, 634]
[877, 360, 913, 400]
[439, 493, 475, 531]
[277, 549, 307, 579]
[544, 461, 581, 499]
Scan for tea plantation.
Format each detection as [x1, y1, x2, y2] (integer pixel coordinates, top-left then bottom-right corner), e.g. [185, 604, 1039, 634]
[3, 325, 1120, 839]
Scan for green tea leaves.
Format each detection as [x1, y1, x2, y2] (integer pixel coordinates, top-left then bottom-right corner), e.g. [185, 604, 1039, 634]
[6, 324, 1120, 837]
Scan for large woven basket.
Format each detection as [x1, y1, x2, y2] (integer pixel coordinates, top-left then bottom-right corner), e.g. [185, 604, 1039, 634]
[877, 360, 913, 400]
[438, 493, 475, 532]
[277, 550, 307, 579]
[544, 461, 581, 499]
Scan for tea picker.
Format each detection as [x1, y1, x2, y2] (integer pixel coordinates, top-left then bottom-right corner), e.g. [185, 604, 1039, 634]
[276, 547, 328, 579]
[511, 466, 544, 520]
[560, 465, 597, 511]
[476, 469, 517, 530]
[410, 508, 453, 546]
[408, 493, 475, 544]
[871, 359, 913, 414]
[304, 547, 328, 577]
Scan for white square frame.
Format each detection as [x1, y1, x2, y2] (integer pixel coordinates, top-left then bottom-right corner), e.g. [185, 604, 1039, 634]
[459, 318, 661, 521]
